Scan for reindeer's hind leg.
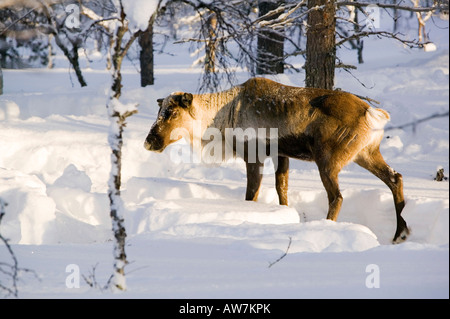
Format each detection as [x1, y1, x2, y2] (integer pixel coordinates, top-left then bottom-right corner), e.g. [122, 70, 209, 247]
[245, 161, 263, 202]
[355, 147, 410, 244]
[276, 156, 289, 206]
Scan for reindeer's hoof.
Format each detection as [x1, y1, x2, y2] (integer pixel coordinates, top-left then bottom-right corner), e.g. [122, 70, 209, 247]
[392, 227, 411, 244]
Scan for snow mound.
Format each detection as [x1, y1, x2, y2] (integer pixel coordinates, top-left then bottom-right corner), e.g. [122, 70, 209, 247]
[0, 168, 55, 244]
[157, 218, 380, 253]
[47, 164, 111, 243]
[0, 100, 20, 120]
[128, 198, 299, 231]
[124, 196, 379, 253]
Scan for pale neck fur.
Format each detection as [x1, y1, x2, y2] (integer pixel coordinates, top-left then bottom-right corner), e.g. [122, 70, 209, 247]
[192, 85, 242, 132]
[187, 86, 242, 153]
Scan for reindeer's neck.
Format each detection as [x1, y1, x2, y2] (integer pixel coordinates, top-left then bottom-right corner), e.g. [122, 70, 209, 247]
[192, 86, 242, 132]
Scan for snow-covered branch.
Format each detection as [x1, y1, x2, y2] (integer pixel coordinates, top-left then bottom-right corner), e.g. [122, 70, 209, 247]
[80, 5, 115, 31]
[255, 0, 307, 27]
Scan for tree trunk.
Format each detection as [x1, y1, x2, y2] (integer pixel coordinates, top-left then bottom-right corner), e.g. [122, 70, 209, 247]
[204, 12, 217, 74]
[139, 22, 154, 87]
[256, 0, 284, 75]
[305, 0, 336, 89]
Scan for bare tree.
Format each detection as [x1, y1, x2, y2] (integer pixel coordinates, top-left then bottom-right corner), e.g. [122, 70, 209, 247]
[0, 1, 87, 86]
[1, 0, 446, 91]
[106, 2, 137, 292]
[0, 0, 121, 87]
[171, 0, 257, 91]
[37, 1, 89, 86]
[336, 4, 364, 64]
[105, 0, 164, 291]
[162, 0, 446, 91]
[336, 1, 447, 49]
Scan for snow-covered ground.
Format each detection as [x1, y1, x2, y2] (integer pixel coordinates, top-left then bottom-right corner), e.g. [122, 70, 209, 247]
[0, 19, 448, 299]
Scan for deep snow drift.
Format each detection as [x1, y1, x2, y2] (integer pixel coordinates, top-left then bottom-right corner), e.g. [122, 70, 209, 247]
[0, 22, 448, 298]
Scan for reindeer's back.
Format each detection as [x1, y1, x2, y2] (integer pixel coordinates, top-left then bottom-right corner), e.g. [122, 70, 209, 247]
[240, 78, 369, 127]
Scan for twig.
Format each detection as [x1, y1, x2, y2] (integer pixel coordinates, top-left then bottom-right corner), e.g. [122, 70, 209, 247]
[0, 6, 39, 36]
[342, 67, 375, 90]
[82, 263, 112, 292]
[0, 198, 19, 298]
[385, 111, 449, 132]
[336, 30, 422, 49]
[268, 237, 292, 268]
[0, 198, 38, 298]
[354, 94, 380, 105]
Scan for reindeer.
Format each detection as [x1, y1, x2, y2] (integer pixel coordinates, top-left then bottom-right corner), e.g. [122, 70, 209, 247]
[144, 78, 410, 243]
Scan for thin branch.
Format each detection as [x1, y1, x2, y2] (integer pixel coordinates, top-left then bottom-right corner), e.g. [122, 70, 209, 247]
[385, 111, 449, 132]
[355, 94, 380, 105]
[268, 237, 292, 268]
[122, 30, 143, 57]
[0, 6, 39, 36]
[336, 30, 423, 48]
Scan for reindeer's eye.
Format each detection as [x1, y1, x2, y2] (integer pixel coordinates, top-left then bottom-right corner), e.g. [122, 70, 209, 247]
[161, 108, 179, 120]
[161, 108, 171, 119]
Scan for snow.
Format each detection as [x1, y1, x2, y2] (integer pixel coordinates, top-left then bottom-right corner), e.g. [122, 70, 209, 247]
[0, 20, 448, 299]
[121, 0, 161, 31]
[424, 42, 437, 52]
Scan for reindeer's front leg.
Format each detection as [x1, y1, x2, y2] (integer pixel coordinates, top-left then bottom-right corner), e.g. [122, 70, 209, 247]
[245, 161, 263, 201]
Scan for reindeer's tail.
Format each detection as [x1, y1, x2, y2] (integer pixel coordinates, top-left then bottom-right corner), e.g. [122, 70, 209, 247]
[366, 107, 390, 131]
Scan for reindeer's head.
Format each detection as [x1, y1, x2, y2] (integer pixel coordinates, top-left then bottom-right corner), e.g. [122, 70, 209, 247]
[144, 92, 194, 153]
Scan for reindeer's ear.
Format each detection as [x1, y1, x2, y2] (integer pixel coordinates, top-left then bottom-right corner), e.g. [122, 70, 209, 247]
[180, 93, 193, 108]
[157, 98, 164, 108]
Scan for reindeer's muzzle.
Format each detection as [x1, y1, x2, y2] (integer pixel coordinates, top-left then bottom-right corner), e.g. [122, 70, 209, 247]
[144, 132, 165, 153]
